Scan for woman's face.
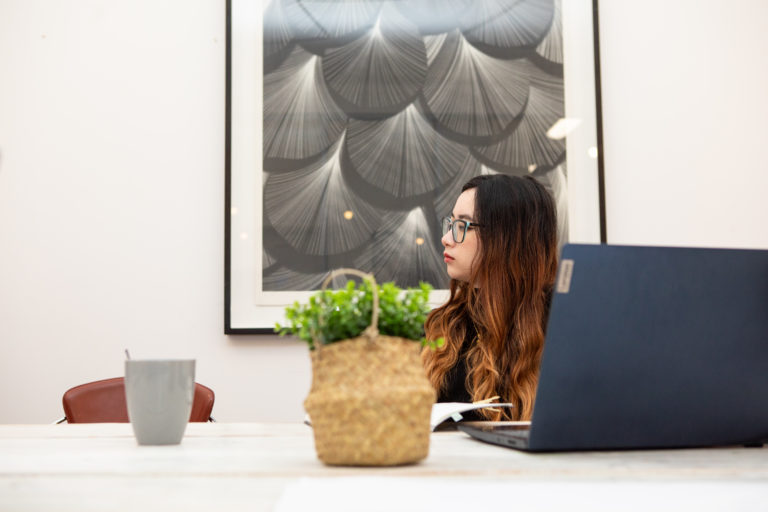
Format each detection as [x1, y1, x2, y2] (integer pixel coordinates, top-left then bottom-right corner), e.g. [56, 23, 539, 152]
[442, 188, 481, 282]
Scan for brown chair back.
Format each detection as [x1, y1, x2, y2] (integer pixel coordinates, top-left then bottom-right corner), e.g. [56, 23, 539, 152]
[62, 377, 214, 423]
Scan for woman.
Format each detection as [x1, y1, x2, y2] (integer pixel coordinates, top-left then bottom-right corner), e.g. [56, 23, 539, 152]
[422, 174, 558, 421]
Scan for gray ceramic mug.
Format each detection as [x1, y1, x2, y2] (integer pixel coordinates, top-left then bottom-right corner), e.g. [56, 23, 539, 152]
[124, 359, 195, 445]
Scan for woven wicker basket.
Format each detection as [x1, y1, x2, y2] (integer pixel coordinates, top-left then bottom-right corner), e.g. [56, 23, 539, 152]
[303, 269, 436, 466]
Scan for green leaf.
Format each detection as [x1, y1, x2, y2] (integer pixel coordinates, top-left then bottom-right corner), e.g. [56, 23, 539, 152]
[277, 277, 436, 347]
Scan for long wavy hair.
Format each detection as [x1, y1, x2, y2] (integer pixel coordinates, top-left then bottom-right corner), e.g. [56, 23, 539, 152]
[422, 175, 558, 420]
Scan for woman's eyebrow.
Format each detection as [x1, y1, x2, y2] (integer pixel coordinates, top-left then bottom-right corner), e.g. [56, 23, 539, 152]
[452, 213, 474, 221]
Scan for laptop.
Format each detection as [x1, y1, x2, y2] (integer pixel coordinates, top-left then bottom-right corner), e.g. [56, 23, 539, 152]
[458, 243, 768, 451]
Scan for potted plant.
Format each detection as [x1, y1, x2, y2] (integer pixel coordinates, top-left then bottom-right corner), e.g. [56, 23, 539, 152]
[276, 269, 441, 466]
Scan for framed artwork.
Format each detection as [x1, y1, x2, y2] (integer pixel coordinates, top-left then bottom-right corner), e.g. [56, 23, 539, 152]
[226, 0, 606, 333]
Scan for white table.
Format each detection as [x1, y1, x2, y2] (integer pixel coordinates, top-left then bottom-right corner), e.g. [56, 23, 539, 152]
[1, 423, 767, 511]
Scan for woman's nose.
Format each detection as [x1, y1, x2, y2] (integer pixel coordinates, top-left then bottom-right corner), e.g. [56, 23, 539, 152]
[441, 230, 453, 247]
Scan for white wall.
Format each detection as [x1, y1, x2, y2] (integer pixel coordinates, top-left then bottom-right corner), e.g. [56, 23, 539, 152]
[1, 0, 766, 424]
[0, 0, 310, 424]
[600, 0, 768, 248]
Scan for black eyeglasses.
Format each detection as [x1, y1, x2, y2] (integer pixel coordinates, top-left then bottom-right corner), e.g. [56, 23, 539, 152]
[441, 216, 484, 244]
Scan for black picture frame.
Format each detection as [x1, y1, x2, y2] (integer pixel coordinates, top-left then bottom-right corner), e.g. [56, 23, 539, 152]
[225, 0, 606, 334]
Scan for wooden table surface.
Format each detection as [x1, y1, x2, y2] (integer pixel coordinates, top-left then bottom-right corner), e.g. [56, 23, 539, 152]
[1, 422, 766, 511]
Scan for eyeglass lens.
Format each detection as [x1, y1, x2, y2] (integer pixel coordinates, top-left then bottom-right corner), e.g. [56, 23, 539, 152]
[442, 217, 467, 243]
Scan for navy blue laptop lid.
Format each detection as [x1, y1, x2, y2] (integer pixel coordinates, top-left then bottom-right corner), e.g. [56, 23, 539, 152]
[527, 244, 768, 451]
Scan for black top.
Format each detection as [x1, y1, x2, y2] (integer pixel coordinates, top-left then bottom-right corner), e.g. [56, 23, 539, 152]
[437, 321, 476, 404]
[435, 321, 485, 423]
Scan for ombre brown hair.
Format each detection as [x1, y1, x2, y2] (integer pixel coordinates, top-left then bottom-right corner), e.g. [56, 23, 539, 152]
[422, 175, 558, 420]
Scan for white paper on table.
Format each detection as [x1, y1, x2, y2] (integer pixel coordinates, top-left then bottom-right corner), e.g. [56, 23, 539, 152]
[430, 402, 515, 430]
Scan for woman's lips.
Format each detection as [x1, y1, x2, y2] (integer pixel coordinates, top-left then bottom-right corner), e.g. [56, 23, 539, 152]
[443, 253, 454, 263]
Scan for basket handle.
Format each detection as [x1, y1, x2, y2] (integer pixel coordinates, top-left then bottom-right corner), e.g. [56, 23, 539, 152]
[317, 268, 379, 347]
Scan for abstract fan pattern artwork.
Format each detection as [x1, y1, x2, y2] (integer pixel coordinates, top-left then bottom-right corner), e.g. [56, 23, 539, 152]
[262, 0, 567, 290]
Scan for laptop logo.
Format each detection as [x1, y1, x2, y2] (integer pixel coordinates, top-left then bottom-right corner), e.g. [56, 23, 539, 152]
[556, 259, 574, 293]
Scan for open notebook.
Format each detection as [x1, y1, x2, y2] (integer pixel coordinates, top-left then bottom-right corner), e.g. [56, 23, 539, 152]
[430, 402, 514, 431]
